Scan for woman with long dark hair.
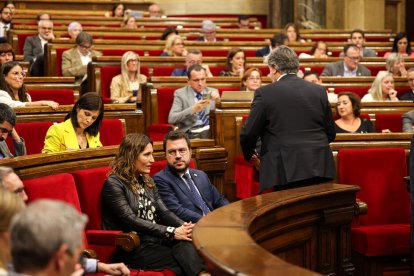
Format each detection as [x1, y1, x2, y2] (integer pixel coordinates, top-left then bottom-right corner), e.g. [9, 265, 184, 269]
[42, 92, 104, 153]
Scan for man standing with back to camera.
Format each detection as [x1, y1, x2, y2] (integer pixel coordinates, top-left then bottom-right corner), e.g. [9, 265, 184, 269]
[240, 46, 336, 192]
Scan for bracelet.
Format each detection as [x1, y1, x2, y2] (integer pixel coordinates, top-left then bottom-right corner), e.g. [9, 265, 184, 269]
[164, 226, 176, 240]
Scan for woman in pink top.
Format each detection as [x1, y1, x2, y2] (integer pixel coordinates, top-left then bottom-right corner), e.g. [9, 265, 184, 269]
[384, 32, 414, 58]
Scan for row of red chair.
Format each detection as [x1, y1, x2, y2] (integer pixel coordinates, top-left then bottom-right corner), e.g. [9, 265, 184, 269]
[6, 119, 124, 155]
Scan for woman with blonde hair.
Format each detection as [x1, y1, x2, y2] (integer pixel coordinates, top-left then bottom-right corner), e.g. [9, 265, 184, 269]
[362, 71, 399, 102]
[160, 34, 187, 57]
[0, 188, 25, 274]
[110, 51, 147, 104]
[385, 53, 407, 77]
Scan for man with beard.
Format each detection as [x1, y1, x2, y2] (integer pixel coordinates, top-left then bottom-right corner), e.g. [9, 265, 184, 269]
[0, 103, 26, 159]
[153, 130, 228, 223]
[0, 7, 12, 41]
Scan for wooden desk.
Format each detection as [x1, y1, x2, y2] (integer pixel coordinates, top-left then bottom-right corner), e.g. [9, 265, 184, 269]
[193, 183, 359, 275]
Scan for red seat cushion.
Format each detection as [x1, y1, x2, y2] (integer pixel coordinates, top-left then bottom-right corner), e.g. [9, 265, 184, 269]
[100, 119, 124, 146]
[100, 66, 121, 100]
[375, 113, 402, 133]
[234, 155, 259, 199]
[71, 166, 111, 230]
[6, 122, 53, 155]
[28, 89, 75, 105]
[156, 88, 177, 124]
[153, 66, 175, 76]
[352, 224, 410, 256]
[332, 87, 369, 99]
[338, 148, 410, 256]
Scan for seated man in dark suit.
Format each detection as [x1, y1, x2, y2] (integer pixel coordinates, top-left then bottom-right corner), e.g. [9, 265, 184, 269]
[256, 32, 288, 57]
[153, 130, 228, 223]
[399, 67, 414, 101]
[321, 44, 371, 77]
[171, 49, 213, 77]
[0, 103, 26, 159]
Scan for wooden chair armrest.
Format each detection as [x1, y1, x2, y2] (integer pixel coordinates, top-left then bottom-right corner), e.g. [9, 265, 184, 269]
[354, 199, 368, 216]
[82, 248, 97, 259]
[115, 231, 140, 252]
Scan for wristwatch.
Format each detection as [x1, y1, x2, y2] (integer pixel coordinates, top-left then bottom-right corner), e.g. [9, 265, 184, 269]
[165, 226, 176, 239]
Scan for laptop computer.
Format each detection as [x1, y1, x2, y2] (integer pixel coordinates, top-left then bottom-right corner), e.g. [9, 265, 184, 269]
[221, 91, 254, 102]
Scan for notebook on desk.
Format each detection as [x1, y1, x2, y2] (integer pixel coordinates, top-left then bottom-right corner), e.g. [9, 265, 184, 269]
[220, 91, 254, 102]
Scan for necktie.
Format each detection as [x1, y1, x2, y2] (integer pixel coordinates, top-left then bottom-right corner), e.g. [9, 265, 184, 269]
[195, 93, 209, 126]
[182, 173, 210, 215]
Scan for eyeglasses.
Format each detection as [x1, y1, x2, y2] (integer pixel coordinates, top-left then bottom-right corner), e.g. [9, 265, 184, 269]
[10, 71, 26, 78]
[13, 186, 25, 195]
[40, 27, 53, 31]
[167, 148, 189, 157]
[346, 56, 360, 61]
[127, 59, 139, 63]
[0, 127, 12, 135]
[78, 44, 92, 50]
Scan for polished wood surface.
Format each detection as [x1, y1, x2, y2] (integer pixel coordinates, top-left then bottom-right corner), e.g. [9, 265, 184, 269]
[193, 183, 359, 275]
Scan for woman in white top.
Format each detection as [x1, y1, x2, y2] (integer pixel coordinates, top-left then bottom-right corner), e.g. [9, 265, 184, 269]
[0, 61, 59, 108]
[110, 51, 147, 104]
[361, 71, 399, 102]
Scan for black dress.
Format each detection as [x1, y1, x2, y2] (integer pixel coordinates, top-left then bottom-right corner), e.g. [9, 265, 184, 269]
[335, 118, 375, 133]
[101, 174, 204, 276]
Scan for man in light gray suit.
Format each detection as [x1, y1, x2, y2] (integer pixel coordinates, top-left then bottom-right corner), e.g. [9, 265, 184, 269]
[168, 64, 220, 139]
[0, 103, 26, 159]
[321, 44, 371, 77]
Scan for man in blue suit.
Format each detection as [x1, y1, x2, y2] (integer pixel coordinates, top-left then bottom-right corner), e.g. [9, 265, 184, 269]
[153, 130, 228, 222]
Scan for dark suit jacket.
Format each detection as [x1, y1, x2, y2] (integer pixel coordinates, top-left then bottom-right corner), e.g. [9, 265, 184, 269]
[153, 166, 229, 222]
[399, 91, 414, 101]
[0, 138, 26, 158]
[321, 61, 371, 77]
[256, 46, 271, 57]
[240, 74, 336, 192]
[171, 68, 187, 76]
[23, 35, 43, 62]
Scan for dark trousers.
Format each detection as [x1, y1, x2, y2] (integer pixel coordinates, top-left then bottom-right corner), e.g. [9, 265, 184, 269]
[113, 238, 204, 276]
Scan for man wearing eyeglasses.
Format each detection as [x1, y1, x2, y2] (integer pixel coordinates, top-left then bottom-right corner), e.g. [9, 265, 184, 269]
[171, 49, 213, 77]
[0, 103, 26, 159]
[321, 44, 371, 77]
[154, 130, 228, 223]
[196, 20, 222, 42]
[62, 31, 102, 93]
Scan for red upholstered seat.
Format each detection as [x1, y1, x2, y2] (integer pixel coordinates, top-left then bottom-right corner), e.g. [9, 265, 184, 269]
[5, 121, 53, 155]
[71, 167, 175, 275]
[153, 66, 175, 76]
[147, 87, 176, 141]
[101, 49, 145, 56]
[56, 47, 71, 76]
[27, 89, 75, 105]
[375, 113, 402, 133]
[338, 148, 410, 257]
[100, 119, 124, 146]
[300, 65, 325, 75]
[234, 115, 272, 198]
[200, 49, 229, 57]
[150, 160, 195, 177]
[149, 50, 164, 56]
[331, 87, 369, 99]
[100, 66, 121, 100]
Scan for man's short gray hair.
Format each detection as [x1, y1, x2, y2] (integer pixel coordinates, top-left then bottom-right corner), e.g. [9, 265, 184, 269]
[10, 199, 88, 273]
[266, 45, 299, 74]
